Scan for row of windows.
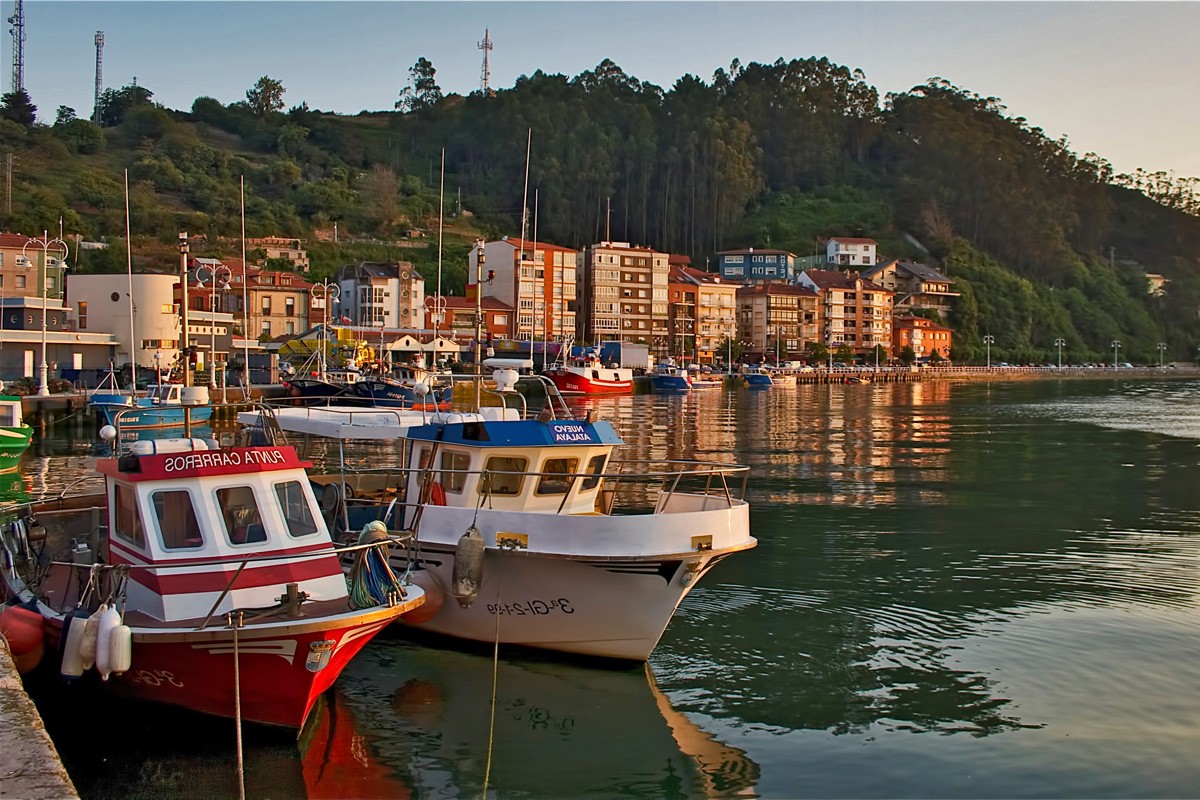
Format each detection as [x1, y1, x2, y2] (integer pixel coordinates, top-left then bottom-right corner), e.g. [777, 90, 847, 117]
[114, 480, 317, 551]
[423, 449, 607, 497]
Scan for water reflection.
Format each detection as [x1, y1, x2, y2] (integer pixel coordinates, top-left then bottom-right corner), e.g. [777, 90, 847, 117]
[326, 638, 760, 798]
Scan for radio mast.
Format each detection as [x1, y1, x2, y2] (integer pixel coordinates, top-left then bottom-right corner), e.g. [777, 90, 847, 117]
[7, 0, 24, 94]
[93, 31, 104, 123]
[478, 28, 493, 96]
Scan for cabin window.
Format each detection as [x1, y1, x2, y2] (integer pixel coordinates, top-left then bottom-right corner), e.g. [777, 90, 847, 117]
[0, 406, 14, 426]
[440, 450, 471, 494]
[113, 484, 145, 548]
[152, 490, 204, 550]
[480, 456, 527, 496]
[581, 455, 607, 491]
[216, 486, 266, 545]
[536, 458, 579, 496]
[275, 481, 319, 538]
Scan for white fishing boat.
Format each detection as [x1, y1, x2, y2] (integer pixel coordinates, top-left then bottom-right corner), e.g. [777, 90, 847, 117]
[238, 371, 757, 661]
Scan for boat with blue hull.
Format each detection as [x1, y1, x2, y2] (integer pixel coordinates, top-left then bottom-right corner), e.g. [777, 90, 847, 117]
[740, 366, 774, 388]
[351, 366, 453, 410]
[649, 361, 692, 393]
[90, 384, 214, 429]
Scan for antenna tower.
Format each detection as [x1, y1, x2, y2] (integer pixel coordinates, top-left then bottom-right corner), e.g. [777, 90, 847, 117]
[93, 31, 104, 123]
[477, 28, 493, 96]
[7, 0, 24, 94]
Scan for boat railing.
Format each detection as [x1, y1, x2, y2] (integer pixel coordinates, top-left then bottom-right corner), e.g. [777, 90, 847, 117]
[324, 458, 750, 519]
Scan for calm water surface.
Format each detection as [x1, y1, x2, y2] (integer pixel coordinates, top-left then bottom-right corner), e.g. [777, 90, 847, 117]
[24, 377, 1200, 799]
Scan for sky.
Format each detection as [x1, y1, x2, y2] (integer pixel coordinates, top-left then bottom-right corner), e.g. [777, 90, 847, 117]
[11, 1, 1200, 178]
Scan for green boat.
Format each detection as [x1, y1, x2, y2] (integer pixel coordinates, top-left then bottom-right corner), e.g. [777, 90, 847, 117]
[0, 396, 33, 472]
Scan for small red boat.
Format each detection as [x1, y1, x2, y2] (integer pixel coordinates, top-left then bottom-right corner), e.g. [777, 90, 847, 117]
[544, 354, 633, 396]
[1, 431, 424, 732]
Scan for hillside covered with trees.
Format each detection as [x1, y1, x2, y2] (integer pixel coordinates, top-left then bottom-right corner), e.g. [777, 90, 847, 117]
[0, 56, 1197, 364]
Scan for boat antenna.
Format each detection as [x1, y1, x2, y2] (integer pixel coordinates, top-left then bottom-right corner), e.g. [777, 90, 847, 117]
[178, 230, 192, 438]
[474, 238, 485, 410]
[436, 147, 444, 357]
[124, 168, 136, 392]
[519, 127, 531, 349]
[240, 175, 250, 399]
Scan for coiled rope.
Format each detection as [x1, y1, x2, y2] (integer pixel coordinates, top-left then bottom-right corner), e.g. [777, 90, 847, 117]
[347, 521, 405, 609]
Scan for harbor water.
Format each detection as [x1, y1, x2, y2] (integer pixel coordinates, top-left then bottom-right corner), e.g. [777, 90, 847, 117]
[18, 376, 1200, 798]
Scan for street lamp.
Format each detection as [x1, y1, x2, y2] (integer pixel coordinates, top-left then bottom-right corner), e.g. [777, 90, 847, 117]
[1111, 339, 1121, 369]
[983, 334, 995, 369]
[1054, 337, 1066, 369]
[21, 232, 69, 397]
[195, 263, 232, 393]
[1156, 341, 1167, 368]
[309, 280, 340, 382]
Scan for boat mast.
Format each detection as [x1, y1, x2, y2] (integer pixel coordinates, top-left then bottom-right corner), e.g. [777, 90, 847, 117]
[124, 169, 136, 392]
[178, 231, 191, 438]
[474, 239, 485, 410]
[240, 176, 250, 399]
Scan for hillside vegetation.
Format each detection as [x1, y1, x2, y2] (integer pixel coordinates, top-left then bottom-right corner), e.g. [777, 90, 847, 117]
[1, 57, 1197, 364]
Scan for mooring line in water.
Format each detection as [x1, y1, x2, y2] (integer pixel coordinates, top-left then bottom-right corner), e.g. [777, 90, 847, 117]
[231, 611, 246, 800]
[482, 596, 500, 799]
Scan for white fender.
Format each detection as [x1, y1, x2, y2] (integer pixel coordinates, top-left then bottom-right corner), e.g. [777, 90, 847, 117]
[108, 624, 132, 675]
[95, 606, 121, 680]
[59, 611, 88, 678]
[79, 604, 106, 670]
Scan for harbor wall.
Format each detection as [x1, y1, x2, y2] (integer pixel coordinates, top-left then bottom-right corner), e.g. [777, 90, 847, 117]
[0, 638, 79, 799]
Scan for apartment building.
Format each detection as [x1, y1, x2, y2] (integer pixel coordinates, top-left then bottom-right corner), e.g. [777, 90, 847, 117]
[468, 237, 577, 342]
[428, 294, 513, 341]
[735, 283, 819, 363]
[577, 242, 669, 353]
[893, 315, 954, 361]
[863, 260, 959, 320]
[668, 266, 738, 364]
[205, 260, 314, 340]
[336, 262, 425, 330]
[0, 232, 67, 305]
[797, 269, 894, 356]
[716, 248, 796, 283]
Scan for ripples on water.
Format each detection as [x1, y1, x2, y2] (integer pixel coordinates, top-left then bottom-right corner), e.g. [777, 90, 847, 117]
[26, 377, 1200, 798]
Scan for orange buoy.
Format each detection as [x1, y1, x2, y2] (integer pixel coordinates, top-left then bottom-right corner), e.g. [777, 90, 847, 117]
[0, 604, 46, 674]
[401, 570, 445, 624]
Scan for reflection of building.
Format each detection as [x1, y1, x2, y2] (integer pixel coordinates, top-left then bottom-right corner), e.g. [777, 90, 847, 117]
[863, 260, 959, 320]
[797, 269, 894, 356]
[577, 242, 668, 352]
[893, 315, 953, 360]
[735, 283, 819, 362]
[468, 238, 577, 342]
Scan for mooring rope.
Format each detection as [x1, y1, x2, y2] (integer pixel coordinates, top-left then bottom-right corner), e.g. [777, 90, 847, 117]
[482, 598, 500, 800]
[230, 611, 246, 800]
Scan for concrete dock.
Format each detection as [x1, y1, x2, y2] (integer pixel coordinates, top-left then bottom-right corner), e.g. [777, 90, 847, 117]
[0, 639, 78, 799]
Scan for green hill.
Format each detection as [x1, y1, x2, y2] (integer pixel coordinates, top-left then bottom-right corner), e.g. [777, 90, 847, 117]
[1, 58, 1197, 364]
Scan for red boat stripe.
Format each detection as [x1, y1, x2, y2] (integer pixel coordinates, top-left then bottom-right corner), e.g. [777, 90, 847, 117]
[125, 554, 345, 595]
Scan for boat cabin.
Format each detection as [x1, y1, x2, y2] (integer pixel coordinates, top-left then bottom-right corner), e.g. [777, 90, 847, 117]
[144, 384, 183, 405]
[0, 395, 23, 429]
[401, 417, 624, 518]
[97, 440, 346, 622]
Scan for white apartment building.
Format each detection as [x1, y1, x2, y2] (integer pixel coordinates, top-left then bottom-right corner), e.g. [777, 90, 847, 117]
[468, 237, 577, 342]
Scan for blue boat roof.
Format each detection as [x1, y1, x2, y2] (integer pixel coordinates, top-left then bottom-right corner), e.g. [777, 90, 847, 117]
[406, 418, 624, 448]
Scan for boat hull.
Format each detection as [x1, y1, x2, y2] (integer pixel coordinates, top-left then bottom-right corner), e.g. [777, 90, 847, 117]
[544, 370, 632, 396]
[0, 424, 32, 471]
[92, 404, 214, 429]
[650, 376, 691, 393]
[36, 601, 412, 730]
[742, 374, 773, 388]
[386, 501, 754, 661]
[352, 379, 453, 410]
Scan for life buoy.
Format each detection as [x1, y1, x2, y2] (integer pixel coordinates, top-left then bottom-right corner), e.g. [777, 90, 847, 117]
[429, 482, 447, 506]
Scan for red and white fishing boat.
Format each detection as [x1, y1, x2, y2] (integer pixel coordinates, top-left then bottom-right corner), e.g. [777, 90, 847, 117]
[544, 352, 633, 396]
[0, 425, 424, 732]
